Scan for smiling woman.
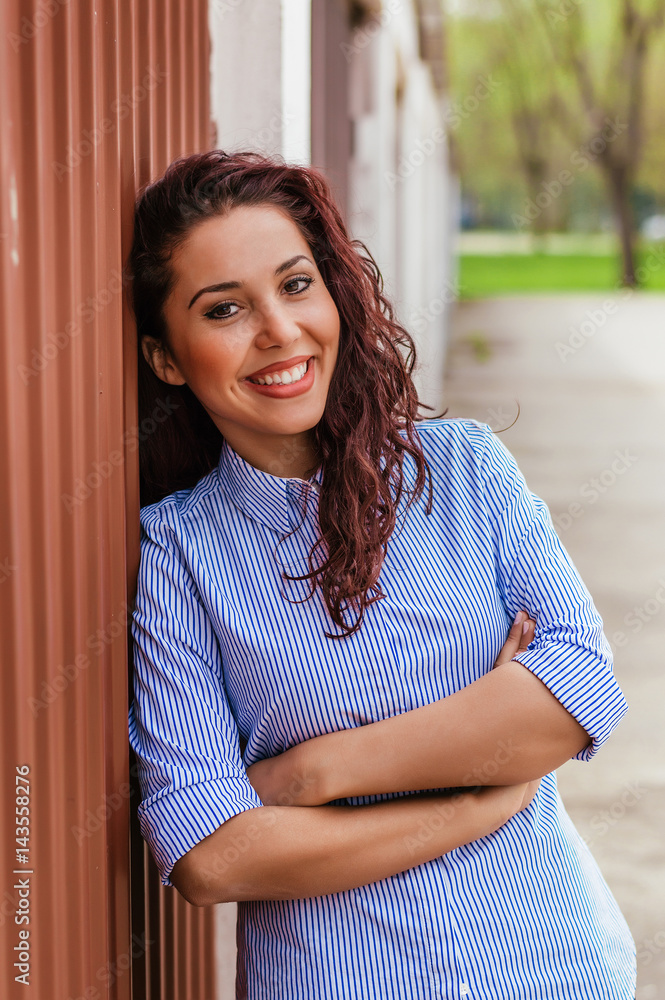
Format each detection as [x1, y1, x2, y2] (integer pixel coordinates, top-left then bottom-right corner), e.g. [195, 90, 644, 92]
[127, 150, 635, 1000]
[129, 149, 435, 639]
[141, 205, 340, 480]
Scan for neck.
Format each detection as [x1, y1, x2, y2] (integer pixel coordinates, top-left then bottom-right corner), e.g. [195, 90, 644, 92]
[224, 429, 320, 481]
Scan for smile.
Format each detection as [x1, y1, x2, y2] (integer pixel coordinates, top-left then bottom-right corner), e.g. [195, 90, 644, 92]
[247, 359, 309, 385]
[244, 357, 316, 397]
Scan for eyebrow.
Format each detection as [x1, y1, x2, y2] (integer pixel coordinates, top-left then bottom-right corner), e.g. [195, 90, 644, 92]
[187, 254, 313, 309]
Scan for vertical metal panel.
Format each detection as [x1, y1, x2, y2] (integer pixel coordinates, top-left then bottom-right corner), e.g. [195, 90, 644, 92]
[0, 2, 214, 998]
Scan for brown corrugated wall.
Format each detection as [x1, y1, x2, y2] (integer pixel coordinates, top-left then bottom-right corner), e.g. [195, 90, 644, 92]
[0, 2, 216, 998]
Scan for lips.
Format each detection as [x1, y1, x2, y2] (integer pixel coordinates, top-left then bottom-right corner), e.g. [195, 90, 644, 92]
[243, 356, 316, 396]
[244, 354, 313, 380]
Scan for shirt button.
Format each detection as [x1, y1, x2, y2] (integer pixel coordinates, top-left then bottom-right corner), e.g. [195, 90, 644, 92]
[460, 985, 469, 997]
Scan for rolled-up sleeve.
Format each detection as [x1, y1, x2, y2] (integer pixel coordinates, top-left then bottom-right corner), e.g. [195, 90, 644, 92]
[128, 503, 263, 887]
[476, 423, 628, 762]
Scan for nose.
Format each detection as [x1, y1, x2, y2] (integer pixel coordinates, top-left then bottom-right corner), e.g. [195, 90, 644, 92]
[254, 301, 301, 349]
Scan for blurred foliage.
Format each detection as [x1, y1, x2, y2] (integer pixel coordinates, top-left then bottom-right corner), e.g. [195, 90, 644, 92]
[459, 243, 665, 297]
[447, 0, 665, 233]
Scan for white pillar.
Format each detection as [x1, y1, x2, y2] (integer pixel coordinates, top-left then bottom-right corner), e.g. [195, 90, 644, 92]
[395, 62, 450, 412]
[209, 0, 311, 160]
[281, 0, 312, 163]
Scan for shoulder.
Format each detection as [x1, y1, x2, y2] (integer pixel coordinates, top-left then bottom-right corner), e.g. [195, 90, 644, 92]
[138, 466, 222, 543]
[410, 416, 497, 474]
[406, 417, 526, 510]
[412, 416, 491, 450]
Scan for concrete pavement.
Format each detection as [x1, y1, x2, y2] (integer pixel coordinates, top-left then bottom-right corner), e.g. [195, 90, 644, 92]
[440, 294, 665, 999]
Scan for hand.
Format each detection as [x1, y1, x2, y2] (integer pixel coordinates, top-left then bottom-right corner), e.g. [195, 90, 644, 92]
[493, 610, 536, 669]
[246, 745, 320, 807]
[476, 777, 541, 825]
[245, 756, 280, 804]
[517, 778, 541, 812]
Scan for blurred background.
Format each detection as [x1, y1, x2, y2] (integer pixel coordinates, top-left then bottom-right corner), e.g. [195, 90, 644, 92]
[446, 4, 665, 999]
[1, 1, 663, 997]
[447, 4, 665, 998]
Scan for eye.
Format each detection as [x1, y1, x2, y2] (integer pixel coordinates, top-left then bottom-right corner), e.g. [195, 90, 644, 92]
[202, 275, 314, 321]
[283, 275, 315, 294]
[203, 301, 240, 321]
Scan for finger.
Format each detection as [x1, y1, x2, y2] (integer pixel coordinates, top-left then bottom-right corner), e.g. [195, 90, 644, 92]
[517, 617, 537, 653]
[519, 777, 542, 811]
[500, 611, 528, 659]
[492, 611, 527, 667]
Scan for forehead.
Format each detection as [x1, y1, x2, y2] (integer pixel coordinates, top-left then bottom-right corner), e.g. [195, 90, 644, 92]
[172, 203, 311, 278]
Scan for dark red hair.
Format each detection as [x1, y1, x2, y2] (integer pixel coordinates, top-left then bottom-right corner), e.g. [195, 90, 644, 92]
[128, 149, 443, 639]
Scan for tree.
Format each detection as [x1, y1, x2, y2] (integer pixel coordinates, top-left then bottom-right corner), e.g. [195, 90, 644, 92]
[505, 0, 665, 285]
[490, 2, 561, 246]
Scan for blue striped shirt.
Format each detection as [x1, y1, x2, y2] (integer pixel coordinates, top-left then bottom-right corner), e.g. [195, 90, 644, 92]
[128, 417, 636, 999]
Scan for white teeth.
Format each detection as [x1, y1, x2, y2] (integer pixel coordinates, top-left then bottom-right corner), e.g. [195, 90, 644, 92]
[248, 360, 310, 386]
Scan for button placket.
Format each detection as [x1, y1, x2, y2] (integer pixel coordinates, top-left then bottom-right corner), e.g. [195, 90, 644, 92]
[286, 480, 318, 532]
[275, 482, 322, 582]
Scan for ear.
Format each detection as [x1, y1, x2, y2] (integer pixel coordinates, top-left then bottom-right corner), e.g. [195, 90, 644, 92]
[141, 335, 187, 386]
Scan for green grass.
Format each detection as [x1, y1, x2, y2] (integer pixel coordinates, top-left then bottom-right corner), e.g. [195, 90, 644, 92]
[459, 248, 665, 299]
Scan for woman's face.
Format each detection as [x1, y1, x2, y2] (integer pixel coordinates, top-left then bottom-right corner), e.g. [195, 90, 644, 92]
[143, 202, 340, 478]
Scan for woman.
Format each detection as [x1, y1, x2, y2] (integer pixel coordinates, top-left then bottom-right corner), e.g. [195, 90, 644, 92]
[127, 149, 636, 999]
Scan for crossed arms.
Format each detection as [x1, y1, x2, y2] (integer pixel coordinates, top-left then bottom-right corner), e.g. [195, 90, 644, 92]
[170, 612, 590, 906]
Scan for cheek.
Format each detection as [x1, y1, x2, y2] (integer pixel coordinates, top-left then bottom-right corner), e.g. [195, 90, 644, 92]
[321, 299, 341, 349]
[181, 335, 242, 380]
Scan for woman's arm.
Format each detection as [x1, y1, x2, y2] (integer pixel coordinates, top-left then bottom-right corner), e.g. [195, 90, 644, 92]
[170, 779, 540, 906]
[246, 613, 588, 807]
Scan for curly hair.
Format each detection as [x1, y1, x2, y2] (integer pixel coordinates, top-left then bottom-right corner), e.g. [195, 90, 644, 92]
[127, 149, 444, 639]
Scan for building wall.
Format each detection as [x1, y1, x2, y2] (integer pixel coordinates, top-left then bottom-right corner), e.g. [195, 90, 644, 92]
[347, 0, 453, 414]
[0, 2, 216, 998]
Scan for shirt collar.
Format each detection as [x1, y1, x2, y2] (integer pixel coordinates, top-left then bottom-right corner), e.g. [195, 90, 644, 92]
[216, 438, 323, 534]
